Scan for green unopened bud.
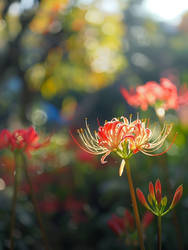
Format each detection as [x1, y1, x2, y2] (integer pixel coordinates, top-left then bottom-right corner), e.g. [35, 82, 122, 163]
[161, 196, 167, 207]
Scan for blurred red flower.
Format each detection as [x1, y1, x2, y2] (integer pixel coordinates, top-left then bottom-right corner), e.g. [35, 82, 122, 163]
[0, 127, 50, 156]
[63, 197, 87, 224]
[121, 78, 179, 111]
[108, 209, 154, 236]
[107, 214, 126, 235]
[39, 195, 61, 214]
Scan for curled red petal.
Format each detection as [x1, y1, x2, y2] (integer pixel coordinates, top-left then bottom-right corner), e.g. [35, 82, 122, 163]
[25, 127, 39, 143]
[101, 151, 111, 164]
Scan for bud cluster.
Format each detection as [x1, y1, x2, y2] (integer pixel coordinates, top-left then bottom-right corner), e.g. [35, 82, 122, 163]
[136, 179, 183, 216]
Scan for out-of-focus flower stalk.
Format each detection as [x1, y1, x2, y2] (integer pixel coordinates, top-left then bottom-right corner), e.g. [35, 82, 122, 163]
[158, 216, 162, 250]
[10, 152, 20, 250]
[22, 154, 51, 250]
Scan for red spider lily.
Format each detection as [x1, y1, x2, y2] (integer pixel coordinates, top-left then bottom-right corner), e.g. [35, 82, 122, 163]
[108, 209, 153, 236]
[107, 214, 126, 235]
[71, 116, 175, 176]
[0, 127, 50, 157]
[136, 179, 183, 216]
[121, 78, 178, 111]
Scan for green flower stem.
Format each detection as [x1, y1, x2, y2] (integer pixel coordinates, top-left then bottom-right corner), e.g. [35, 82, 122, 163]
[22, 154, 51, 250]
[157, 216, 162, 250]
[125, 160, 145, 250]
[10, 152, 20, 250]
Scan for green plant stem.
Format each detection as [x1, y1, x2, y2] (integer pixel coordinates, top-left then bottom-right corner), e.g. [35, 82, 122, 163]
[125, 160, 145, 250]
[22, 154, 51, 250]
[157, 216, 162, 250]
[10, 153, 19, 250]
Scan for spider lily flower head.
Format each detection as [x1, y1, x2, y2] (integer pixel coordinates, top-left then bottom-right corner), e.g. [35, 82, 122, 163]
[72, 117, 133, 165]
[136, 179, 183, 216]
[0, 127, 50, 157]
[121, 78, 178, 113]
[71, 115, 175, 176]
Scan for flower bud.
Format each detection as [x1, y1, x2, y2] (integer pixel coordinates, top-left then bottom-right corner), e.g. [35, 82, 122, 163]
[170, 185, 183, 209]
[136, 188, 150, 209]
[161, 196, 167, 207]
[149, 182, 155, 200]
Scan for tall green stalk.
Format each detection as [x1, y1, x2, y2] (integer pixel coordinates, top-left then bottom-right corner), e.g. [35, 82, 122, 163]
[157, 216, 162, 250]
[125, 160, 145, 250]
[10, 152, 20, 250]
[22, 154, 51, 250]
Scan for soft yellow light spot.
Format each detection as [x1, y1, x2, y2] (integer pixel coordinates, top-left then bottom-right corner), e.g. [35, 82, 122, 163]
[41, 78, 57, 99]
[102, 22, 116, 35]
[85, 9, 104, 25]
[26, 64, 46, 90]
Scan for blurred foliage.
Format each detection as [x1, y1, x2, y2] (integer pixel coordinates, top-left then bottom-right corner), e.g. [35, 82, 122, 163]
[0, 0, 125, 98]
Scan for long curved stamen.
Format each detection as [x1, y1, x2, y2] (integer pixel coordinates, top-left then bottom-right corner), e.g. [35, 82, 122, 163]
[149, 124, 169, 144]
[140, 132, 177, 156]
[142, 127, 175, 152]
[70, 130, 107, 155]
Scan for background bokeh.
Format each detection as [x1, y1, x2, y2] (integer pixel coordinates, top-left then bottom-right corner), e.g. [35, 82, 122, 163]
[0, 0, 188, 249]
